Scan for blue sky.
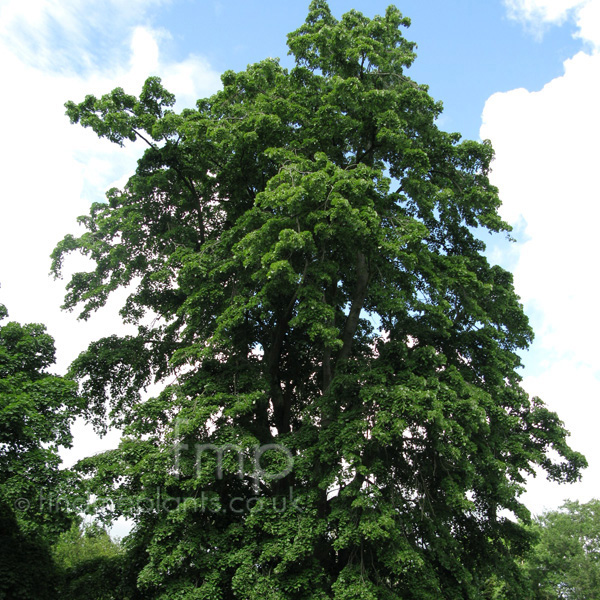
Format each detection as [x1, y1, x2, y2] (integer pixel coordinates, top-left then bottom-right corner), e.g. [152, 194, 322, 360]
[152, 0, 583, 138]
[0, 0, 599, 523]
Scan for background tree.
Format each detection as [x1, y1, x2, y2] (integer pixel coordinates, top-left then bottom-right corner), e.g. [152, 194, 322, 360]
[524, 499, 600, 599]
[0, 301, 83, 598]
[52, 2, 586, 598]
[52, 521, 126, 600]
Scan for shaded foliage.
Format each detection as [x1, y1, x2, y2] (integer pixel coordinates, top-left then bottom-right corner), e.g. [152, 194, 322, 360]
[0, 497, 58, 600]
[0, 302, 83, 598]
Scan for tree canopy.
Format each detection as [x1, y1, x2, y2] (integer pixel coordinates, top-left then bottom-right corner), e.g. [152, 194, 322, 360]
[524, 500, 600, 600]
[52, 521, 125, 600]
[51, 2, 586, 598]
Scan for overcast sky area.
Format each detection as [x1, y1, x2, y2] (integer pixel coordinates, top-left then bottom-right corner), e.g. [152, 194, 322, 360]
[0, 0, 599, 527]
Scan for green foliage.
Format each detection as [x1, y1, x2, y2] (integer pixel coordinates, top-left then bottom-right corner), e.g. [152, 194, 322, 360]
[524, 500, 600, 599]
[0, 497, 58, 600]
[0, 302, 84, 598]
[53, 522, 126, 600]
[52, 2, 586, 598]
[53, 521, 122, 570]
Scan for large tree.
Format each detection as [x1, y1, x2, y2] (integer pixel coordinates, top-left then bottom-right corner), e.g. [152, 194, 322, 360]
[52, 2, 585, 598]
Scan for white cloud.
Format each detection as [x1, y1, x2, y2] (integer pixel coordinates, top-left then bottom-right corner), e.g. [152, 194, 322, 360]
[482, 50, 600, 371]
[0, 0, 221, 477]
[130, 26, 161, 80]
[483, 4, 600, 513]
[0, 0, 169, 72]
[575, 0, 600, 46]
[520, 363, 600, 511]
[504, 0, 584, 23]
[504, 0, 600, 47]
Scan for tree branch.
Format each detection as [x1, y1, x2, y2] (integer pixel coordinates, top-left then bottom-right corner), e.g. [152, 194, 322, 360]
[266, 261, 308, 434]
[336, 251, 369, 366]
